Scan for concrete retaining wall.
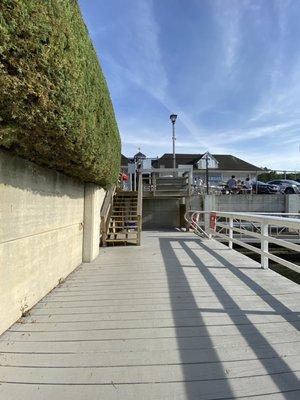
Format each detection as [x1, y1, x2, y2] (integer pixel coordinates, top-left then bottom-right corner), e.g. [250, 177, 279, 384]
[209, 194, 285, 213]
[189, 194, 299, 213]
[0, 151, 104, 334]
[143, 194, 300, 231]
[142, 198, 180, 229]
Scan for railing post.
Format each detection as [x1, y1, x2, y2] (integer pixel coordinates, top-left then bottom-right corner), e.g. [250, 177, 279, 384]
[261, 221, 269, 269]
[136, 172, 143, 246]
[137, 215, 141, 246]
[153, 173, 156, 197]
[228, 217, 233, 249]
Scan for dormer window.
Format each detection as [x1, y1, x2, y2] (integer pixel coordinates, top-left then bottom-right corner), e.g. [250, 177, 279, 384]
[196, 152, 219, 169]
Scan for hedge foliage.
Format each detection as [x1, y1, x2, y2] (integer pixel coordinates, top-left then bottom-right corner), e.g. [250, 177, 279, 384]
[0, 0, 120, 186]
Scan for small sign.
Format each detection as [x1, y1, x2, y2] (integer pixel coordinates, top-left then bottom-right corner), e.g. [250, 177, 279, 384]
[210, 212, 217, 230]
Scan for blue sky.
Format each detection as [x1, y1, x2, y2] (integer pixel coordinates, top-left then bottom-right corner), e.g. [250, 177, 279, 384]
[79, 0, 300, 170]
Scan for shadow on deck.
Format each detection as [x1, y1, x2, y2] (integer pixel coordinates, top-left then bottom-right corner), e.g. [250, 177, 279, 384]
[0, 231, 299, 399]
[159, 235, 300, 399]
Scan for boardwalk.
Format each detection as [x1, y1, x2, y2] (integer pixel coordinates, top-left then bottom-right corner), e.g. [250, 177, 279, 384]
[0, 231, 300, 399]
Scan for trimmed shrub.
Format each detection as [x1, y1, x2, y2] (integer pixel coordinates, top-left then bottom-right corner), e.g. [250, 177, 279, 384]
[0, 0, 120, 186]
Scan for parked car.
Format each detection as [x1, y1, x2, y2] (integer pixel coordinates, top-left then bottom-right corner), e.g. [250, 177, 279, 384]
[252, 181, 279, 194]
[267, 179, 300, 194]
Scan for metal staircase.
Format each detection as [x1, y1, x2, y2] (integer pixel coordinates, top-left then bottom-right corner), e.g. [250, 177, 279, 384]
[101, 178, 143, 246]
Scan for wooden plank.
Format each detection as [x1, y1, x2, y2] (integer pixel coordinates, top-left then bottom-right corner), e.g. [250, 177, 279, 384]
[1, 355, 300, 384]
[9, 313, 300, 332]
[0, 231, 299, 400]
[1, 375, 300, 400]
[1, 341, 299, 367]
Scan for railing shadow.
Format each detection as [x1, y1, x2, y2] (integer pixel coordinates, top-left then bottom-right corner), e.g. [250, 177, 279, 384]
[158, 236, 235, 399]
[159, 236, 300, 399]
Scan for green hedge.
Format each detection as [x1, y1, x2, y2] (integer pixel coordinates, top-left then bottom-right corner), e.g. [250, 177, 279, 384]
[0, 0, 120, 186]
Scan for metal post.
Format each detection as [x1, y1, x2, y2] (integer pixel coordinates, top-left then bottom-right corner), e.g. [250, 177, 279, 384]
[228, 217, 233, 249]
[205, 156, 209, 195]
[170, 114, 177, 172]
[172, 122, 176, 170]
[261, 222, 269, 269]
[133, 172, 136, 191]
[255, 171, 258, 194]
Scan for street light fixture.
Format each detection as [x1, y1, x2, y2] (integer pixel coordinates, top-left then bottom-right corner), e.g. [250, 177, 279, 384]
[170, 114, 177, 170]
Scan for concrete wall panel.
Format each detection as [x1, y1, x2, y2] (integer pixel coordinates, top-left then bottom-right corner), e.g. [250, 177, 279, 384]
[142, 198, 180, 229]
[83, 184, 106, 262]
[214, 194, 286, 213]
[0, 150, 84, 334]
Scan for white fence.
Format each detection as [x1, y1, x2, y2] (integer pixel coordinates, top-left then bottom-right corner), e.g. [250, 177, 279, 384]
[185, 211, 300, 273]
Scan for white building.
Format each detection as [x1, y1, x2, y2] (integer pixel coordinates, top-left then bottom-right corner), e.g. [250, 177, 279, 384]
[152, 152, 262, 183]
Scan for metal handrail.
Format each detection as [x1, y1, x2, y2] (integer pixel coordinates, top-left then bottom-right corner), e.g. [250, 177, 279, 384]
[185, 210, 300, 272]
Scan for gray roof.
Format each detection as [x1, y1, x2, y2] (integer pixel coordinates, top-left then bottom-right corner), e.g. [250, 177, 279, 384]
[154, 153, 262, 171]
[121, 154, 130, 166]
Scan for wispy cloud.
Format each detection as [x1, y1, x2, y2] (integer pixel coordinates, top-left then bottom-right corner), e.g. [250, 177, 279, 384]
[212, 121, 300, 144]
[116, 0, 168, 101]
[79, 0, 300, 170]
[211, 0, 245, 70]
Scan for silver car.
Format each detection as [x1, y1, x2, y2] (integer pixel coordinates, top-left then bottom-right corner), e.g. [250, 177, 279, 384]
[267, 179, 300, 194]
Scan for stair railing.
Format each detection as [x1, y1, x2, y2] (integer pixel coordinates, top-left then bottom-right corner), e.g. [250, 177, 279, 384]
[100, 184, 116, 246]
[137, 173, 143, 245]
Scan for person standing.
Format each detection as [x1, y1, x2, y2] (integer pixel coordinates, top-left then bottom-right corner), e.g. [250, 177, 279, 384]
[244, 177, 252, 193]
[226, 175, 237, 193]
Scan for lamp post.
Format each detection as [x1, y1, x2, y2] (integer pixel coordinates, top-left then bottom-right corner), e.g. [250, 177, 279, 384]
[170, 114, 177, 170]
[204, 153, 209, 195]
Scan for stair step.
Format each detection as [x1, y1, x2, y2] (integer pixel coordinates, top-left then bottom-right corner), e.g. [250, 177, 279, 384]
[107, 236, 138, 240]
[114, 202, 138, 205]
[107, 227, 138, 236]
[102, 189, 141, 247]
[115, 192, 138, 198]
[112, 212, 137, 214]
[105, 239, 138, 244]
[109, 221, 138, 225]
[115, 202, 137, 205]
[112, 212, 138, 215]
[110, 217, 138, 220]
[113, 205, 137, 208]
[111, 213, 138, 220]
[109, 228, 138, 231]
[107, 234, 138, 240]
[112, 211, 137, 214]
[112, 212, 138, 214]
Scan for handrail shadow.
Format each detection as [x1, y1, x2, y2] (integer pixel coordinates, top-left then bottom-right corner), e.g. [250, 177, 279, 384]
[159, 236, 300, 399]
[159, 237, 235, 399]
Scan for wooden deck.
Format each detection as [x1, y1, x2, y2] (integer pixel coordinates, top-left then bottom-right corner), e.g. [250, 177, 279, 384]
[0, 231, 300, 399]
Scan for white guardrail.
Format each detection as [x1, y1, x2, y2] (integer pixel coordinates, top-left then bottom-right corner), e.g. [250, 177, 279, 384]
[185, 211, 300, 273]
